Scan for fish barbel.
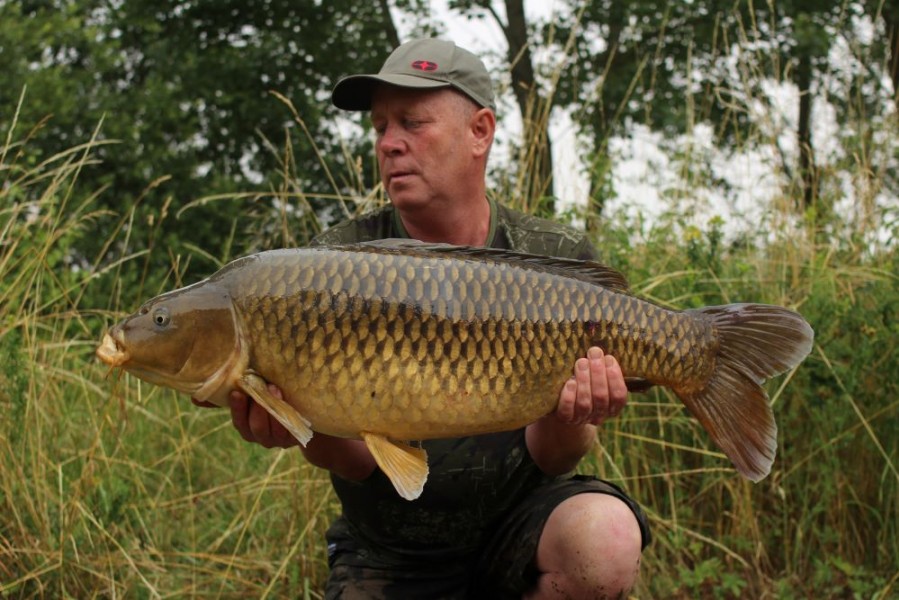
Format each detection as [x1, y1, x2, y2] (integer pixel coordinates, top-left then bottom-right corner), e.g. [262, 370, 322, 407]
[96, 240, 814, 499]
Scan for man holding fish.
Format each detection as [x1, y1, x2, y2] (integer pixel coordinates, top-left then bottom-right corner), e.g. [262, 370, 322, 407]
[100, 33, 812, 596]
[221, 39, 651, 598]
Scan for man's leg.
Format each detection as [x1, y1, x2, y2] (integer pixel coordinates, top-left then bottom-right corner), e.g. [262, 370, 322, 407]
[526, 493, 644, 600]
[472, 477, 650, 599]
[324, 517, 472, 599]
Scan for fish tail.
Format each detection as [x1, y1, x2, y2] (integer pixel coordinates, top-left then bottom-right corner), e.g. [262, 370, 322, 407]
[674, 304, 814, 481]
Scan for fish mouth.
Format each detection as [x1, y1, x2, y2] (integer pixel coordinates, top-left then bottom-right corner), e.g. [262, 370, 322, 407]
[96, 332, 129, 367]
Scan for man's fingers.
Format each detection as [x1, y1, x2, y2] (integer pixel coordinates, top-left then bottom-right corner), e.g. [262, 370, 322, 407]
[558, 378, 577, 422]
[574, 356, 594, 424]
[229, 390, 255, 442]
[228, 385, 298, 448]
[604, 355, 627, 417]
[558, 347, 626, 426]
[191, 397, 218, 408]
[585, 352, 629, 426]
[587, 347, 610, 422]
[247, 400, 274, 445]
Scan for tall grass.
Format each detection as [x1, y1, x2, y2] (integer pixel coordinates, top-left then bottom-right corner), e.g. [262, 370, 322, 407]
[0, 104, 338, 597]
[2, 56, 899, 600]
[586, 224, 899, 598]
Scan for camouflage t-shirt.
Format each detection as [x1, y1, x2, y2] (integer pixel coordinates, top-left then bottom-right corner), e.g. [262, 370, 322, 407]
[311, 199, 601, 564]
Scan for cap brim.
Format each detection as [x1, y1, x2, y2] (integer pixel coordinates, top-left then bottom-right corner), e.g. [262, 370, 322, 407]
[332, 73, 450, 111]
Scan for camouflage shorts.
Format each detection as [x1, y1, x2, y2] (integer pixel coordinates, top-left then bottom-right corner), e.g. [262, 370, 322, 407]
[323, 475, 651, 599]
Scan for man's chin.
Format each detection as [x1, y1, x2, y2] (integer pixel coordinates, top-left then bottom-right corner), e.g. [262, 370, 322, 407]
[387, 190, 429, 211]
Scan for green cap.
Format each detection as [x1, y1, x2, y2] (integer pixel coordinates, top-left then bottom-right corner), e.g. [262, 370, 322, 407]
[332, 38, 495, 111]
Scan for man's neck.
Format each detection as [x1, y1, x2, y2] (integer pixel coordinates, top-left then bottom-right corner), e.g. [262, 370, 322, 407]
[398, 197, 491, 247]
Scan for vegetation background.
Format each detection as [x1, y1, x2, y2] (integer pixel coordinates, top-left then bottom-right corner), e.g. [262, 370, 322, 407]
[1, 0, 897, 597]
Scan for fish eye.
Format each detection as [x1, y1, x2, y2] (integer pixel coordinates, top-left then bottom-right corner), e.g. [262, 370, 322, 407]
[152, 307, 171, 328]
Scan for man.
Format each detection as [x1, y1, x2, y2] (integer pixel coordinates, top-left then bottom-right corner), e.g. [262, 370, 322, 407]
[213, 39, 650, 598]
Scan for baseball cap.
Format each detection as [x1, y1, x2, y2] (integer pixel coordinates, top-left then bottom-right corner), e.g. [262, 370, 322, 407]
[332, 38, 495, 111]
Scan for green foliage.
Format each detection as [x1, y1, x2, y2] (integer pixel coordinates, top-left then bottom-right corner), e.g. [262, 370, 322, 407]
[0, 127, 339, 594]
[0, 332, 27, 444]
[675, 557, 748, 598]
[546, 0, 856, 138]
[1, 0, 397, 285]
[537, 0, 897, 219]
[580, 208, 899, 598]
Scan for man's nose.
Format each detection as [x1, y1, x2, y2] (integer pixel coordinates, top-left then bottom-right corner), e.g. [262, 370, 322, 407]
[377, 125, 404, 155]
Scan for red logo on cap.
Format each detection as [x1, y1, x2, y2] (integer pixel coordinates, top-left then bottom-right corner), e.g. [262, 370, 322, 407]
[412, 60, 438, 71]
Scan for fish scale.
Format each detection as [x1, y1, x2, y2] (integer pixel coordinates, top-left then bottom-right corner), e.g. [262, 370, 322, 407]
[245, 260, 550, 434]
[96, 239, 814, 500]
[236, 248, 677, 440]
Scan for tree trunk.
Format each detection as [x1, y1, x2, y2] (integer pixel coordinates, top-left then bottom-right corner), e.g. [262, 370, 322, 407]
[796, 51, 818, 212]
[585, 20, 623, 233]
[502, 0, 555, 213]
[379, 0, 401, 48]
[884, 2, 899, 112]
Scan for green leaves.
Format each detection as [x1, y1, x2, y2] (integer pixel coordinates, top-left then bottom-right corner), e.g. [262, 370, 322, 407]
[2, 0, 399, 286]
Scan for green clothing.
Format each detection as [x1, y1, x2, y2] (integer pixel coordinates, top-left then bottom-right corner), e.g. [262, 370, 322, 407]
[311, 201, 649, 599]
[311, 198, 601, 262]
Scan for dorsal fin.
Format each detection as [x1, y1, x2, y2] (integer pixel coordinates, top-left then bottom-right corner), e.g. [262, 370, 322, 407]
[341, 239, 631, 293]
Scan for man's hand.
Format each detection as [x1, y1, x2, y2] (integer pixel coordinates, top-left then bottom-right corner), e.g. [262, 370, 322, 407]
[556, 346, 628, 426]
[191, 389, 299, 449]
[526, 347, 628, 475]
[232, 388, 301, 449]
[192, 388, 377, 481]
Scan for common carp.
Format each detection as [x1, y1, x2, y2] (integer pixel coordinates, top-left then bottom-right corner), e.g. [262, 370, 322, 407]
[96, 240, 814, 500]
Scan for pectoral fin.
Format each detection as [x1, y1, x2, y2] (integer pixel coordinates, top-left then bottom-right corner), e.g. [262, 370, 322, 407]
[361, 432, 429, 501]
[237, 373, 313, 447]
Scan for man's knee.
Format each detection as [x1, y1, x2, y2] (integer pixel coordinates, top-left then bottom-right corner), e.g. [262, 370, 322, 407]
[534, 493, 644, 598]
[571, 493, 642, 563]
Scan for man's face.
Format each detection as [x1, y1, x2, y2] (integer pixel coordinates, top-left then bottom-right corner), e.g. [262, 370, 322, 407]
[370, 86, 476, 212]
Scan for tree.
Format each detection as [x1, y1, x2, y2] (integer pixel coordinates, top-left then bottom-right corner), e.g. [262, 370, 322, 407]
[543, 0, 895, 228]
[879, 0, 899, 111]
[1, 0, 399, 289]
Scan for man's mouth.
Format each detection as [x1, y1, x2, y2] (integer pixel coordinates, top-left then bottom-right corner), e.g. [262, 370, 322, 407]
[388, 170, 415, 185]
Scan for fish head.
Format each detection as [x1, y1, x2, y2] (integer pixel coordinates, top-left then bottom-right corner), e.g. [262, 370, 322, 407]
[97, 282, 240, 400]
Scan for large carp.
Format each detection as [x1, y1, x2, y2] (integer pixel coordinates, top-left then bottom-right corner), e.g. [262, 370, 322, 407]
[96, 240, 814, 500]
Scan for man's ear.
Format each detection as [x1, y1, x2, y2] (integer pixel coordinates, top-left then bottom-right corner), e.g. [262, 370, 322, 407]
[470, 108, 496, 158]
